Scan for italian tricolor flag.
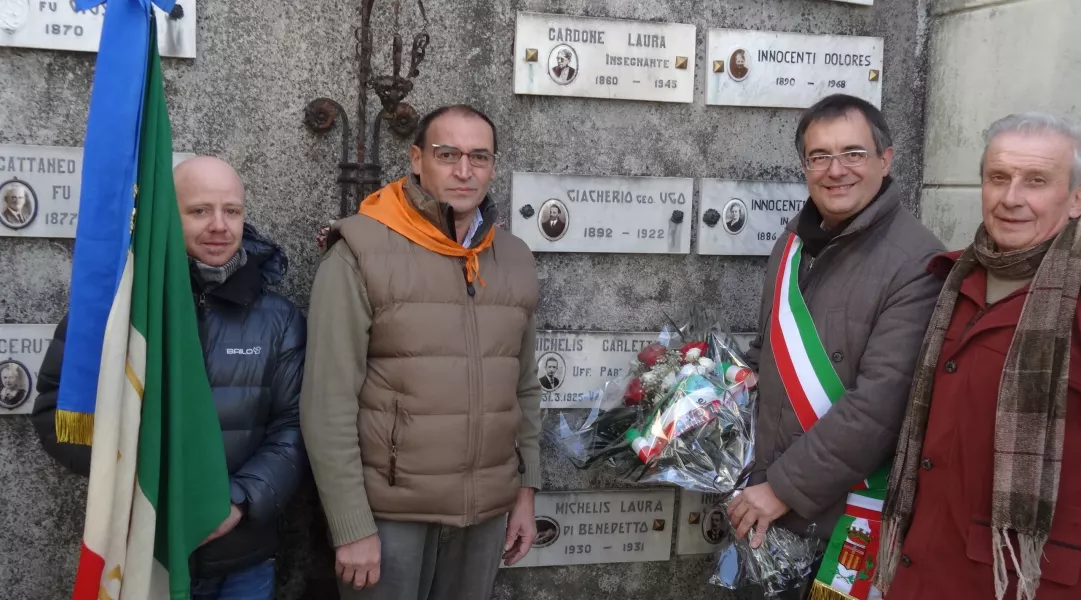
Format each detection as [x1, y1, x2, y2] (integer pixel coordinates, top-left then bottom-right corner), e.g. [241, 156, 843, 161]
[68, 17, 230, 600]
[770, 233, 888, 600]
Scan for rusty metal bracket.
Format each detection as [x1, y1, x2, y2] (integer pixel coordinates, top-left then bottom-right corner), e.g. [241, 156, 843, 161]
[303, 0, 429, 218]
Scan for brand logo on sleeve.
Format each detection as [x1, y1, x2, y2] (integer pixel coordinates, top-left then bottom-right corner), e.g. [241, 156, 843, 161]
[226, 347, 262, 355]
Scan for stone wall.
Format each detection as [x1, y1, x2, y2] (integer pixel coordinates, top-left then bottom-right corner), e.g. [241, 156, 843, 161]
[0, 1, 930, 598]
[920, 0, 1081, 249]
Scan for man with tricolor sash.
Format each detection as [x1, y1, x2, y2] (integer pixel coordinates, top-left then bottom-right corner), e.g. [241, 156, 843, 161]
[731, 94, 945, 600]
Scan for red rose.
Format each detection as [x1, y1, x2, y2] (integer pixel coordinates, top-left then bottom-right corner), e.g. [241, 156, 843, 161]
[624, 377, 645, 406]
[637, 343, 668, 368]
[679, 341, 709, 362]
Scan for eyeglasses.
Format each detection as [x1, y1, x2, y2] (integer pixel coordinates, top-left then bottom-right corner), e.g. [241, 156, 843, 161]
[803, 150, 870, 171]
[430, 145, 498, 168]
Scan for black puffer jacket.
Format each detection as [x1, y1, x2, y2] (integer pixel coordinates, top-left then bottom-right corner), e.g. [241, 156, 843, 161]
[31, 224, 307, 579]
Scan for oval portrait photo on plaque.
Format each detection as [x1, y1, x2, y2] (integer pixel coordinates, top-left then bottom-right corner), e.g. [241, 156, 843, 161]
[701, 505, 726, 545]
[537, 351, 566, 392]
[728, 48, 749, 82]
[548, 44, 579, 85]
[0, 179, 38, 231]
[538, 198, 569, 242]
[533, 516, 561, 548]
[722, 198, 748, 235]
[0, 359, 32, 411]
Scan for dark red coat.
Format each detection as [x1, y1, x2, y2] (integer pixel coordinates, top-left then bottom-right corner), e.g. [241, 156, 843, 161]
[886, 250, 1081, 599]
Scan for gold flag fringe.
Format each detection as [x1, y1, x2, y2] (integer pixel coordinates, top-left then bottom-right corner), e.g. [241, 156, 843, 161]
[55, 409, 94, 445]
[808, 580, 858, 600]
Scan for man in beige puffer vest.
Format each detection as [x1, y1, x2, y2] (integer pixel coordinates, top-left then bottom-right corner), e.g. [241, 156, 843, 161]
[300, 105, 543, 600]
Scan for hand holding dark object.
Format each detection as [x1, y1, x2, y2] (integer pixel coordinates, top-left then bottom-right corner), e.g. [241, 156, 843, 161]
[726, 482, 790, 549]
[336, 534, 381, 589]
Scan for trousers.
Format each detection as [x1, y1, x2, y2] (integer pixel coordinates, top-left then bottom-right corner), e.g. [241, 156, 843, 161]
[190, 559, 275, 600]
[339, 514, 508, 600]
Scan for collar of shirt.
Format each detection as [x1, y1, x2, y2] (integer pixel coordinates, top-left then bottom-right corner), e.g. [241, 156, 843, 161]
[461, 208, 484, 248]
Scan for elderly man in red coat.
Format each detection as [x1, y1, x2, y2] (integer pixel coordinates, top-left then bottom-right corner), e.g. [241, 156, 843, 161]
[877, 113, 1081, 600]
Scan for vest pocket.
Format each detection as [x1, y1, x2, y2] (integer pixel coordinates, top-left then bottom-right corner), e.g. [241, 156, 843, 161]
[389, 398, 401, 487]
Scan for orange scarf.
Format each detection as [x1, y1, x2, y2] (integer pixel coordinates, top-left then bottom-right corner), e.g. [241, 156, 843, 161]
[359, 178, 495, 285]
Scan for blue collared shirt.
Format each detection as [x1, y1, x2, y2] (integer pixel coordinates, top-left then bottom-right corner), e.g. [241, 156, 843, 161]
[461, 208, 484, 248]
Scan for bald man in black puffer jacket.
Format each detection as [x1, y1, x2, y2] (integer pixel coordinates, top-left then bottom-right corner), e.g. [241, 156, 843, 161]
[32, 178, 307, 598]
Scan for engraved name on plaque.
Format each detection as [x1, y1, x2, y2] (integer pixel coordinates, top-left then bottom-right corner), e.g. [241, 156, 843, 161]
[0, 0, 197, 58]
[0, 145, 194, 239]
[676, 490, 728, 555]
[706, 29, 883, 109]
[696, 179, 807, 256]
[512, 172, 692, 254]
[0, 324, 56, 416]
[513, 12, 695, 103]
[536, 330, 656, 409]
[506, 489, 675, 568]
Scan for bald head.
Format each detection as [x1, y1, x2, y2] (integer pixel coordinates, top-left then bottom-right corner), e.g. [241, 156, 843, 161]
[174, 156, 244, 199]
[174, 156, 246, 266]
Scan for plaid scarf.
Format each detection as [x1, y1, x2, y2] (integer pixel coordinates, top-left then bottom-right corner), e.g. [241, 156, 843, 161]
[876, 219, 1081, 599]
[190, 247, 247, 290]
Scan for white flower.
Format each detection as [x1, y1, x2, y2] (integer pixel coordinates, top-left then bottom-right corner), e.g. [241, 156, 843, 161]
[679, 364, 699, 380]
[684, 348, 702, 362]
[697, 358, 716, 371]
[641, 372, 657, 385]
[662, 371, 678, 391]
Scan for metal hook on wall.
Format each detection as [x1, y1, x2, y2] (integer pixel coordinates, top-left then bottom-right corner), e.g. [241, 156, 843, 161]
[303, 0, 430, 218]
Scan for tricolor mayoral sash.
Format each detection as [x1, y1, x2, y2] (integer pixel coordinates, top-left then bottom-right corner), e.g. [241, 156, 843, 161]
[769, 233, 889, 600]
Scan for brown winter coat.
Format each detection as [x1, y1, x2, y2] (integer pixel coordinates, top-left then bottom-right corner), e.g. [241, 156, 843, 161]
[745, 181, 945, 539]
[300, 178, 542, 547]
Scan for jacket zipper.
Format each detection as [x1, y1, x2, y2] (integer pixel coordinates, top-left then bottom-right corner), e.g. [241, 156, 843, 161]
[460, 257, 481, 523]
[798, 228, 856, 294]
[389, 398, 401, 486]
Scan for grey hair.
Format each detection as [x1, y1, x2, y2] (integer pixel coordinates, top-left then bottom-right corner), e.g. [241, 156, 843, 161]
[558, 48, 572, 61]
[981, 112, 1081, 190]
[2, 182, 27, 200]
[1, 363, 20, 379]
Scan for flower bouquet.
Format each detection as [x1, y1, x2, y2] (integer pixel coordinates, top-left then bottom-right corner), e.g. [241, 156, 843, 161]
[547, 305, 820, 597]
[548, 305, 755, 491]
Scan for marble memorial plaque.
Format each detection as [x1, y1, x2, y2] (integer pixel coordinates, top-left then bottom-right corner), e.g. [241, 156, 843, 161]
[513, 12, 695, 103]
[697, 179, 807, 256]
[512, 172, 692, 254]
[0, 0, 197, 58]
[731, 332, 755, 354]
[536, 330, 657, 409]
[676, 490, 729, 554]
[0, 324, 56, 416]
[830, 0, 873, 4]
[706, 29, 883, 109]
[506, 488, 675, 568]
[0, 145, 194, 239]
